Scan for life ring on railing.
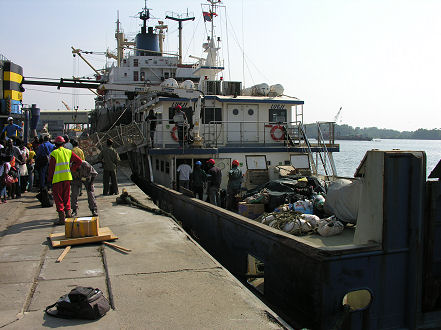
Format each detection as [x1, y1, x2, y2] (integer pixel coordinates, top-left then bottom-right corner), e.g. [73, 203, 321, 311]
[270, 125, 285, 141]
[171, 126, 178, 142]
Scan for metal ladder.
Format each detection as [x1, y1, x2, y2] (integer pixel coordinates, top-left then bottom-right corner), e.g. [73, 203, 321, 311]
[298, 124, 318, 175]
[316, 122, 337, 177]
[298, 123, 337, 177]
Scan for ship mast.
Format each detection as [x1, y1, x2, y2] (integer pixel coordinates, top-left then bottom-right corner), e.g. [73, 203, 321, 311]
[166, 13, 195, 64]
[114, 11, 135, 67]
[139, 0, 150, 35]
[192, 0, 224, 83]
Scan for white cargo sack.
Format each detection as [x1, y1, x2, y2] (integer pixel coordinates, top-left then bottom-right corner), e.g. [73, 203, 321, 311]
[317, 217, 344, 237]
[324, 179, 362, 224]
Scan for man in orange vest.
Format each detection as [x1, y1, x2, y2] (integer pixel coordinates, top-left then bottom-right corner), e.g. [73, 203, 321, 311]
[48, 136, 82, 225]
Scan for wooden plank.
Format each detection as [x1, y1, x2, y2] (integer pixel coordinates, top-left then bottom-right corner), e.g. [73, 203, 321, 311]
[56, 246, 71, 263]
[103, 241, 132, 252]
[49, 227, 118, 248]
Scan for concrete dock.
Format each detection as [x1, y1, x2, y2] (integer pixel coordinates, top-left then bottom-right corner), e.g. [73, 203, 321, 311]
[0, 167, 286, 329]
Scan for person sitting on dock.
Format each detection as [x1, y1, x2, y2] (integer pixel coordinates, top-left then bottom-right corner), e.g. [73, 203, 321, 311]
[190, 161, 207, 200]
[99, 138, 120, 196]
[48, 136, 82, 225]
[1, 117, 22, 140]
[206, 158, 222, 206]
[226, 160, 243, 211]
[172, 105, 187, 147]
[71, 160, 98, 217]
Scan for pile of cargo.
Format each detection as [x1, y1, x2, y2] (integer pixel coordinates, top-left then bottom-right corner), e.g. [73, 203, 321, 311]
[239, 176, 361, 237]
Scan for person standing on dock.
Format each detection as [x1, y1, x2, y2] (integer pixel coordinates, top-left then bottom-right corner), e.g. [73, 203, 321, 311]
[226, 160, 243, 210]
[71, 139, 85, 161]
[70, 160, 98, 217]
[4, 138, 24, 198]
[190, 161, 207, 200]
[63, 135, 73, 150]
[177, 160, 192, 190]
[35, 135, 54, 190]
[48, 136, 82, 225]
[206, 158, 222, 206]
[1, 117, 22, 140]
[99, 138, 120, 196]
[71, 139, 85, 196]
[172, 105, 187, 147]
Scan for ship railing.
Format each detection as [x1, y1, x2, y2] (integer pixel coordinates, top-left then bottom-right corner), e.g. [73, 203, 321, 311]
[202, 120, 308, 147]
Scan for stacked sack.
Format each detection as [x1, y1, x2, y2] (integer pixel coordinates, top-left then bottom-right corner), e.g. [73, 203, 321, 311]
[255, 194, 345, 237]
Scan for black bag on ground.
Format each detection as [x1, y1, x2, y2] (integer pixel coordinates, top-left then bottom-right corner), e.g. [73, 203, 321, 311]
[36, 187, 53, 208]
[45, 286, 110, 320]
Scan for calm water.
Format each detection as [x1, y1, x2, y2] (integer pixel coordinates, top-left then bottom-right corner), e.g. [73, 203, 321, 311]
[332, 139, 441, 178]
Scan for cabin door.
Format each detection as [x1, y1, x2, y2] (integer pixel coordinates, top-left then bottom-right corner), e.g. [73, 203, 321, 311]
[227, 104, 258, 142]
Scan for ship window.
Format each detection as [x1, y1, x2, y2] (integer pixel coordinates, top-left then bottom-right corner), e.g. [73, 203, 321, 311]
[134, 59, 139, 67]
[156, 159, 159, 170]
[123, 59, 127, 64]
[202, 107, 222, 124]
[133, 71, 139, 81]
[124, 72, 127, 77]
[232, 108, 239, 116]
[269, 108, 287, 123]
[248, 109, 254, 116]
[165, 161, 170, 174]
[160, 160, 165, 172]
[164, 72, 169, 79]
[140, 71, 145, 81]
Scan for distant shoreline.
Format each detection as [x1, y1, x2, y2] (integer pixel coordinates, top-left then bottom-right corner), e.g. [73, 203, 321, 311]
[305, 124, 441, 141]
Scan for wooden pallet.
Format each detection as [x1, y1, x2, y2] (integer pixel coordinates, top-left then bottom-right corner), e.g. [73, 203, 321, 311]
[49, 227, 118, 248]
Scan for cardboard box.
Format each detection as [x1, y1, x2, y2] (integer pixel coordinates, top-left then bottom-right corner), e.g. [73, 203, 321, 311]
[65, 216, 99, 238]
[238, 202, 265, 220]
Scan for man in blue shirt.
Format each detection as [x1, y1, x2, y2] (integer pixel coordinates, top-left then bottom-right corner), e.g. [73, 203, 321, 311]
[1, 117, 22, 140]
[35, 135, 54, 190]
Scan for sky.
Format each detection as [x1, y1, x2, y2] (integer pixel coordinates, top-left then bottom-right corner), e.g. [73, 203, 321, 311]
[1, 0, 440, 131]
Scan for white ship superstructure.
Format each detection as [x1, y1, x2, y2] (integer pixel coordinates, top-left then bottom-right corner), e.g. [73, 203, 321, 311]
[89, 0, 339, 191]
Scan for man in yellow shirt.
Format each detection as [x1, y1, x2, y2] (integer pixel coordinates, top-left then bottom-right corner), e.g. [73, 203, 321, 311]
[71, 139, 85, 160]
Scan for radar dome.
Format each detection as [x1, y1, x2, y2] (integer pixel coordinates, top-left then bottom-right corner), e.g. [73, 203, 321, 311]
[269, 84, 284, 96]
[161, 78, 179, 88]
[254, 83, 270, 96]
[180, 80, 195, 90]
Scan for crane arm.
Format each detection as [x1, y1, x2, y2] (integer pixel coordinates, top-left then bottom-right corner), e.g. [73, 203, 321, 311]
[71, 46, 100, 75]
[61, 101, 71, 111]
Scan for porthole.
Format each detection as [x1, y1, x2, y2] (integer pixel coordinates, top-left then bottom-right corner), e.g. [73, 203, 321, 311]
[233, 109, 239, 115]
[248, 109, 254, 116]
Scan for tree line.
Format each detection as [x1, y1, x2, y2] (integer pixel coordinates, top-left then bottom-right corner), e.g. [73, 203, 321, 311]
[304, 124, 441, 140]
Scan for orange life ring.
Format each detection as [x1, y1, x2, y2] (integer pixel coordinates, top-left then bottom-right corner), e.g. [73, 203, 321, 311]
[270, 125, 285, 141]
[171, 126, 178, 141]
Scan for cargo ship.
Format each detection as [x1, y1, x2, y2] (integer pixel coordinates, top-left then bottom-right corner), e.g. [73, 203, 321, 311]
[77, 1, 441, 329]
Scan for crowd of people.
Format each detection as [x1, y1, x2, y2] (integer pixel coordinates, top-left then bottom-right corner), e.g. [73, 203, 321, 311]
[178, 158, 243, 210]
[0, 120, 120, 225]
